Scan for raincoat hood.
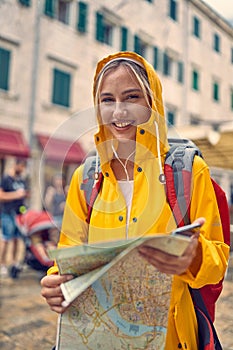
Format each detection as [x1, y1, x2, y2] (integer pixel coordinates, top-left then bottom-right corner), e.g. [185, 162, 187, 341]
[93, 51, 169, 168]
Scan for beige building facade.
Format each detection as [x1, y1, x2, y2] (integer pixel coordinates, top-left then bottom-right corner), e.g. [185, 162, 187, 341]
[0, 0, 233, 209]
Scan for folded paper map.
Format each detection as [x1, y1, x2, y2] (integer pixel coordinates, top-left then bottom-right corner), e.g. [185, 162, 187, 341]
[49, 233, 191, 350]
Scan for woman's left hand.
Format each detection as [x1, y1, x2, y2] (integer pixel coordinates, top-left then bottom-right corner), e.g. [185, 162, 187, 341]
[138, 218, 204, 275]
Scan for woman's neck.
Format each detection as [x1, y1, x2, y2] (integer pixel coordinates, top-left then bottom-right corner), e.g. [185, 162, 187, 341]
[111, 143, 136, 181]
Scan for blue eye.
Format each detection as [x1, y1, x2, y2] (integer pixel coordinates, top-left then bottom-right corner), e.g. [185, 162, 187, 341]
[126, 94, 139, 101]
[101, 98, 115, 104]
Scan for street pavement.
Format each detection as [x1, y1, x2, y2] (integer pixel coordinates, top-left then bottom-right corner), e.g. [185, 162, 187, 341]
[0, 250, 233, 350]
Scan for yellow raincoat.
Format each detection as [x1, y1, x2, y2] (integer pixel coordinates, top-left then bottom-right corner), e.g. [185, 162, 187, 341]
[48, 52, 229, 349]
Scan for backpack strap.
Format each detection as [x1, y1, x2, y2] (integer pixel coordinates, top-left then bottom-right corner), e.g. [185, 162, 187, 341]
[189, 288, 223, 350]
[80, 155, 103, 224]
[165, 139, 202, 227]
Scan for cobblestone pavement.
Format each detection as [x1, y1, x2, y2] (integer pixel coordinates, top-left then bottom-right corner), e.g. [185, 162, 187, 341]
[0, 253, 233, 350]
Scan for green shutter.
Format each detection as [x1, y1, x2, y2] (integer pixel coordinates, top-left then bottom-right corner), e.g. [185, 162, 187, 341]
[214, 33, 220, 52]
[193, 16, 200, 38]
[44, 0, 55, 18]
[178, 61, 184, 83]
[192, 70, 199, 91]
[77, 2, 88, 33]
[169, 0, 177, 21]
[153, 46, 158, 70]
[0, 48, 11, 91]
[96, 12, 104, 42]
[213, 82, 219, 101]
[52, 69, 71, 107]
[163, 52, 170, 75]
[134, 35, 141, 54]
[167, 111, 175, 126]
[18, 0, 31, 6]
[121, 27, 128, 51]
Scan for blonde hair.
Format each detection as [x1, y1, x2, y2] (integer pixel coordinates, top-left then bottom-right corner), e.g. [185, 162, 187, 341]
[94, 59, 153, 109]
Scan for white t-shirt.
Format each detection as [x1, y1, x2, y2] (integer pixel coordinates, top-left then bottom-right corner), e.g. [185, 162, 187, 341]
[118, 180, 134, 239]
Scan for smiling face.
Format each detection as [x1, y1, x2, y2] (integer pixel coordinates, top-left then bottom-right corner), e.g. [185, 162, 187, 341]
[98, 65, 151, 142]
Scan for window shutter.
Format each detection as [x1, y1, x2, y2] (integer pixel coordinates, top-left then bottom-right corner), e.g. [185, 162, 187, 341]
[213, 33, 220, 52]
[77, 2, 88, 33]
[18, 0, 31, 6]
[192, 70, 199, 91]
[167, 111, 175, 126]
[44, 0, 55, 18]
[134, 35, 141, 54]
[52, 69, 71, 107]
[163, 52, 170, 75]
[153, 46, 159, 70]
[121, 27, 128, 51]
[96, 12, 104, 42]
[213, 82, 219, 101]
[193, 16, 200, 38]
[0, 48, 11, 91]
[169, 0, 177, 21]
[177, 61, 184, 83]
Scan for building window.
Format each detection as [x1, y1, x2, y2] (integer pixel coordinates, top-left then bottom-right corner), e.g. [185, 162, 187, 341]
[44, 0, 70, 24]
[163, 52, 172, 76]
[213, 82, 220, 102]
[96, 12, 113, 45]
[52, 68, 71, 107]
[121, 27, 128, 51]
[58, 1, 70, 24]
[0, 47, 11, 91]
[193, 16, 201, 38]
[169, 0, 177, 21]
[77, 2, 88, 33]
[134, 35, 147, 57]
[18, 0, 30, 6]
[167, 111, 175, 126]
[192, 70, 199, 91]
[213, 33, 220, 53]
[177, 61, 184, 83]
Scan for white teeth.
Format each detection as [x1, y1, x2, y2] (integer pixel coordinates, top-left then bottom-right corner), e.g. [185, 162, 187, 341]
[114, 122, 131, 128]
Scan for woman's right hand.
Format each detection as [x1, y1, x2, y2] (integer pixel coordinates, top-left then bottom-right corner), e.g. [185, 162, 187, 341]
[40, 274, 73, 314]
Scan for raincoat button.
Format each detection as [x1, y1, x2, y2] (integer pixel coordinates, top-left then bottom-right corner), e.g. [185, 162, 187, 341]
[137, 167, 142, 172]
[178, 343, 182, 348]
[96, 136, 99, 142]
[119, 216, 123, 222]
[133, 217, 137, 222]
[140, 129, 145, 134]
[105, 172, 109, 177]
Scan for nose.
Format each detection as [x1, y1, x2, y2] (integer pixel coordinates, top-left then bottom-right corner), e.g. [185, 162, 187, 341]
[113, 102, 126, 119]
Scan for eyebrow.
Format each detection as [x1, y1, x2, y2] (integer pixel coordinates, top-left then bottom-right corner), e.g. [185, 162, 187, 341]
[100, 88, 142, 98]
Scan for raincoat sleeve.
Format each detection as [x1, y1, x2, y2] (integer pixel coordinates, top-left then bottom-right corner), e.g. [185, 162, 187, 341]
[178, 156, 230, 287]
[47, 165, 89, 275]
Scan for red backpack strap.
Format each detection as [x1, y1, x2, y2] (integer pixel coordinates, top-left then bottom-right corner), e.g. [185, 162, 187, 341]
[165, 139, 201, 226]
[80, 156, 103, 224]
[211, 178, 230, 246]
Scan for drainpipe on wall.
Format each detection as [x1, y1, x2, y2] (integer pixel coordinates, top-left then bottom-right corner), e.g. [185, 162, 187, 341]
[28, 1, 42, 210]
[181, 0, 189, 125]
[28, 1, 41, 148]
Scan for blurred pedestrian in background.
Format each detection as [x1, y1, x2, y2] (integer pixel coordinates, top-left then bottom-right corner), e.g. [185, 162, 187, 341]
[44, 173, 67, 242]
[0, 157, 29, 278]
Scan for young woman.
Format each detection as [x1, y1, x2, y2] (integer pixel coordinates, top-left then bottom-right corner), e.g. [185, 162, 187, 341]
[41, 52, 229, 349]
